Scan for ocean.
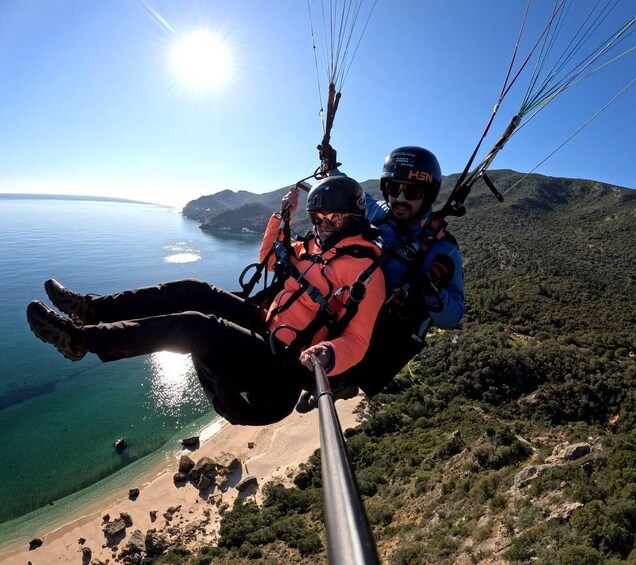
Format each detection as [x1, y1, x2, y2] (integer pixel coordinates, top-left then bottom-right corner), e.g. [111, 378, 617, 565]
[0, 195, 262, 543]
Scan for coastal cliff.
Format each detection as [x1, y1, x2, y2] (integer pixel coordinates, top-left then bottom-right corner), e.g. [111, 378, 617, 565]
[181, 179, 375, 234]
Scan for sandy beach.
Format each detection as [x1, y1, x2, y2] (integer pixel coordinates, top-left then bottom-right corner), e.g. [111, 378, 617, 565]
[0, 397, 362, 565]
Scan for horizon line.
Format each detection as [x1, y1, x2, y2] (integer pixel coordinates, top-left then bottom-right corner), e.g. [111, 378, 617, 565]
[0, 192, 175, 208]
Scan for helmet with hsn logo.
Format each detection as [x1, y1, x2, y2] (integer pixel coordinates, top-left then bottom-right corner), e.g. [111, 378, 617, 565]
[306, 175, 366, 217]
[381, 146, 442, 208]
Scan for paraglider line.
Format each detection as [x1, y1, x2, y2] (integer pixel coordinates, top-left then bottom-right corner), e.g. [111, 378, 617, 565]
[504, 76, 636, 195]
[136, 0, 178, 35]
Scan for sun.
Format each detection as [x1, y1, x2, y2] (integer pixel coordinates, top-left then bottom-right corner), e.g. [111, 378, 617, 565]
[169, 30, 231, 92]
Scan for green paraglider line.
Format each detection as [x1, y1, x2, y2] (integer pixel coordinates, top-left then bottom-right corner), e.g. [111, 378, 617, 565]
[505, 76, 636, 195]
[440, 0, 635, 218]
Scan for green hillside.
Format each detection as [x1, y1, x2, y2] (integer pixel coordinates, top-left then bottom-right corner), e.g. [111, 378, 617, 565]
[162, 172, 636, 564]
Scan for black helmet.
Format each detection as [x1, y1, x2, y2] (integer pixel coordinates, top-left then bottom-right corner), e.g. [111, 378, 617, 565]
[380, 146, 442, 208]
[306, 175, 366, 216]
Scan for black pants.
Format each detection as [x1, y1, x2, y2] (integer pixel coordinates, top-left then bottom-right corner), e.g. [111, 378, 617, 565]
[82, 279, 305, 425]
[337, 311, 424, 397]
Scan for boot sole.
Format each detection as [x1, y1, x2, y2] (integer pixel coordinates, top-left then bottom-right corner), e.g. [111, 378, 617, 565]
[26, 301, 85, 361]
[44, 279, 83, 320]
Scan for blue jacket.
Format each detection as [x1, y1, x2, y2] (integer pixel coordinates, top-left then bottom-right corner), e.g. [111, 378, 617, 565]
[365, 192, 464, 331]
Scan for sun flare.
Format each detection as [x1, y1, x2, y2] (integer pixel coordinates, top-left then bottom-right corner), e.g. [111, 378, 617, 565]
[169, 30, 231, 91]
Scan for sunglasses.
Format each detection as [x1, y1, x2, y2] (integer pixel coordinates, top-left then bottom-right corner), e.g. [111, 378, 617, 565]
[385, 181, 426, 201]
[307, 211, 344, 226]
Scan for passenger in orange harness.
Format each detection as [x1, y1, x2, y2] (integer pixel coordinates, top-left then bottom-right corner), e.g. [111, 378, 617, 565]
[26, 176, 385, 426]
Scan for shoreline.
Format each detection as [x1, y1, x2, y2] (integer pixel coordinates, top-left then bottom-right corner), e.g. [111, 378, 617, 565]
[0, 411, 221, 548]
[0, 396, 363, 564]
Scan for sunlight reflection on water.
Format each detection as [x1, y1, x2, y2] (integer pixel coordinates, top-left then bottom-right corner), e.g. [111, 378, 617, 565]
[146, 352, 202, 414]
[163, 242, 201, 263]
[164, 252, 200, 263]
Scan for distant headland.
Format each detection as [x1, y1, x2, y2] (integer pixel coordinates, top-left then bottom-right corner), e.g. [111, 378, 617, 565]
[0, 193, 170, 207]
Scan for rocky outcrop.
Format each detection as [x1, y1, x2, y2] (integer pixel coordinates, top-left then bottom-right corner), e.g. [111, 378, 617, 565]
[544, 442, 593, 463]
[513, 463, 552, 489]
[195, 474, 213, 491]
[188, 457, 219, 482]
[183, 517, 210, 540]
[81, 545, 92, 563]
[117, 529, 145, 562]
[145, 529, 167, 558]
[513, 442, 595, 490]
[178, 455, 195, 474]
[236, 475, 258, 493]
[163, 505, 181, 522]
[216, 452, 241, 474]
[165, 450, 262, 508]
[181, 436, 199, 447]
[102, 518, 126, 546]
[216, 474, 230, 491]
[114, 438, 127, 451]
[547, 501, 584, 522]
[173, 472, 188, 484]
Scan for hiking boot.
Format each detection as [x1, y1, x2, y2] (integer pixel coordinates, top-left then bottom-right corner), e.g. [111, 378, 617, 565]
[44, 279, 96, 323]
[295, 384, 360, 414]
[26, 300, 87, 361]
[295, 390, 317, 413]
[335, 384, 360, 402]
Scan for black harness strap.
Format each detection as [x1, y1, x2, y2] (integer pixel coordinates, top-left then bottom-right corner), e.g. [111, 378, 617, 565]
[267, 238, 381, 358]
[386, 215, 450, 295]
[237, 205, 295, 304]
[266, 240, 330, 320]
[382, 215, 453, 342]
[238, 202, 382, 358]
[288, 245, 379, 344]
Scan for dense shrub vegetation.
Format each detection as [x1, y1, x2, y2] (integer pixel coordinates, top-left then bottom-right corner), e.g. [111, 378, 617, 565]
[149, 173, 635, 564]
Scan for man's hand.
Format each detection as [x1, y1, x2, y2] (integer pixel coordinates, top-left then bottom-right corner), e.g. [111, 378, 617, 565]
[429, 254, 455, 287]
[281, 186, 300, 216]
[423, 254, 455, 294]
[299, 343, 332, 371]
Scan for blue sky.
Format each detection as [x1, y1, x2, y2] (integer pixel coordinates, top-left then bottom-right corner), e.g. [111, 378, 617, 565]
[1, 1, 634, 206]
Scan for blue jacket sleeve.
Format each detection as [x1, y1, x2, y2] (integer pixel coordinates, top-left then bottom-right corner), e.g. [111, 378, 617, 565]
[421, 241, 464, 329]
[365, 192, 389, 224]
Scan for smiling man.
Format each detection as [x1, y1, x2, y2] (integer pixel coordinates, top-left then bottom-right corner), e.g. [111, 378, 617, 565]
[352, 145, 464, 394]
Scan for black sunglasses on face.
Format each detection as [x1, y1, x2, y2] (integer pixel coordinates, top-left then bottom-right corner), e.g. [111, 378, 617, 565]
[386, 181, 426, 201]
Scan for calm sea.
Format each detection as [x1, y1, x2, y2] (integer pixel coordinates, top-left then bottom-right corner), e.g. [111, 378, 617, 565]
[0, 195, 262, 543]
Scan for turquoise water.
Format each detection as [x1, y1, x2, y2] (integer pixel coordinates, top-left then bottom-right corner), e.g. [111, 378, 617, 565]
[0, 195, 261, 539]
